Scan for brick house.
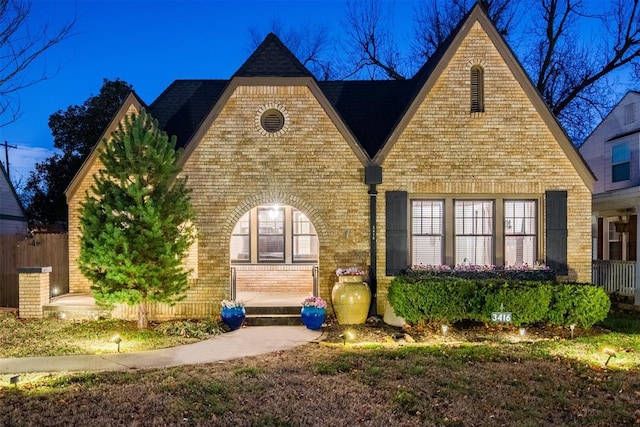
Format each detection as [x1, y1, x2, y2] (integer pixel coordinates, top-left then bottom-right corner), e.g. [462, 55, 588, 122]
[579, 91, 640, 304]
[65, 5, 594, 320]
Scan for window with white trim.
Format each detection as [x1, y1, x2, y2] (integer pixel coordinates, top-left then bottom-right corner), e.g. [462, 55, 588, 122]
[231, 205, 318, 264]
[293, 209, 318, 261]
[504, 200, 537, 267]
[411, 200, 444, 266]
[258, 206, 285, 262]
[230, 212, 250, 262]
[611, 142, 630, 182]
[455, 200, 493, 265]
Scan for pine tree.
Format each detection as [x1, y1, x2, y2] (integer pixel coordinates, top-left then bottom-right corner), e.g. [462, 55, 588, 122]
[79, 109, 195, 329]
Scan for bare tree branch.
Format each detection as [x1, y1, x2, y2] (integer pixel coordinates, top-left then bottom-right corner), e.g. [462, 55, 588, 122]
[343, 0, 406, 80]
[0, 0, 75, 127]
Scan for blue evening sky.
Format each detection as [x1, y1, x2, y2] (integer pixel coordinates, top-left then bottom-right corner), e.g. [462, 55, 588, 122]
[0, 0, 630, 185]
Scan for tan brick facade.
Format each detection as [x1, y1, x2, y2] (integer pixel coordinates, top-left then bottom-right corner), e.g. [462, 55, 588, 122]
[66, 11, 593, 319]
[376, 22, 592, 307]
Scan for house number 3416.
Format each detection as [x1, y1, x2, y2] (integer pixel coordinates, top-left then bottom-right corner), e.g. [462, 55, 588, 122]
[491, 312, 512, 323]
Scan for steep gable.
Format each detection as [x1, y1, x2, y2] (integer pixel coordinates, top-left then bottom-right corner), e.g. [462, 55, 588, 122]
[0, 162, 27, 233]
[375, 4, 594, 189]
[234, 33, 313, 78]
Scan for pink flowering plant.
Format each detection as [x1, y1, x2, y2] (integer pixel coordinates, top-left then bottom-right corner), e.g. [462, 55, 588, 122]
[406, 261, 554, 281]
[335, 266, 365, 276]
[302, 296, 327, 309]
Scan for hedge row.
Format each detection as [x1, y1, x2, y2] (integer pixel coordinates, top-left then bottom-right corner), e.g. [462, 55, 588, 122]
[387, 276, 610, 328]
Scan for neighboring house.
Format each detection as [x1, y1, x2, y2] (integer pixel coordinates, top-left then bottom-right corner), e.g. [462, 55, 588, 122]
[580, 91, 640, 304]
[0, 161, 27, 234]
[66, 5, 594, 320]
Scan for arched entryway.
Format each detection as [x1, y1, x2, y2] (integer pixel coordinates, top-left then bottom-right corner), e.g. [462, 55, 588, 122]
[230, 203, 319, 306]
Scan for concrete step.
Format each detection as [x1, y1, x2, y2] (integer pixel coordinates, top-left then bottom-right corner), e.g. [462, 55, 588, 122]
[244, 313, 302, 327]
[244, 306, 300, 315]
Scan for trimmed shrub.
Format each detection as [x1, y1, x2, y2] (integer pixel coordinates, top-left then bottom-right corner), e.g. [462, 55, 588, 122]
[388, 277, 475, 324]
[547, 283, 610, 328]
[472, 281, 553, 326]
[388, 275, 610, 328]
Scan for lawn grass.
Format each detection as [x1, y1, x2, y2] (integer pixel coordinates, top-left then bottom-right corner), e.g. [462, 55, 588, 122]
[0, 313, 217, 357]
[0, 311, 637, 426]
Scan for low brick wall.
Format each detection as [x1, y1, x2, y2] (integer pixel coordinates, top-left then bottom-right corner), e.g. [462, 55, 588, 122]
[18, 266, 52, 319]
[235, 264, 314, 294]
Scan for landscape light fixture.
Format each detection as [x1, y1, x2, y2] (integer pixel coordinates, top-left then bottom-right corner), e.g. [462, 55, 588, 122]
[441, 324, 448, 340]
[569, 323, 576, 339]
[50, 287, 59, 303]
[111, 335, 122, 353]
[339, 330, 355, 345]
[519, 328, 526, 338]
[602, 347, 617, 367]
[9, 375, 19, 386]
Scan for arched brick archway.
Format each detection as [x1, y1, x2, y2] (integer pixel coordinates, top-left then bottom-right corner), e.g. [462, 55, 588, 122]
[225, 192, 327, 306]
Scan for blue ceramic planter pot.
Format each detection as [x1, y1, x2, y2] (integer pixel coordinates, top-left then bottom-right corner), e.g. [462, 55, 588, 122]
[301, 306, 326, 330]
[221, 307, 246, 330]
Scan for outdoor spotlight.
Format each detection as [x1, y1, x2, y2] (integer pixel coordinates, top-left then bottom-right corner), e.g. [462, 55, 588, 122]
[50, 287, 59, 302]
[60, 312, 67, 319]
[569, 323, 576, 339]
[339, 331, 355, 345]
[111, 335, 122, 353]
[519, 328, 526, 337]
[9, 375, 19, 386]
[441, 324, 448, 338]
[602, 347, 617, 367]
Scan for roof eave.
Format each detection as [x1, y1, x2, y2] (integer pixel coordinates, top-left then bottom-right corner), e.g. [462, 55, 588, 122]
[65, 92, 145, 201]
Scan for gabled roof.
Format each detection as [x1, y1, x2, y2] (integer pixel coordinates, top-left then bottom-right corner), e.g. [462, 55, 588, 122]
[233, 33, 313, 78]
[319, 80, 414, 157]
[70, 7, 594, 190]
[0, 161, 26, 220]
[371, 3, 594, 187]
[149, 80, 228, 149]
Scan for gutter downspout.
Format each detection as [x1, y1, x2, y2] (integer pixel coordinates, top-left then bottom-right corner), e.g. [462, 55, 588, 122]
[365, 165, 382, 316]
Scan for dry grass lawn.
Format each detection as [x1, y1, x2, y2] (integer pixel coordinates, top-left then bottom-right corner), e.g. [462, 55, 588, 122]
[0, 312, 638, 426]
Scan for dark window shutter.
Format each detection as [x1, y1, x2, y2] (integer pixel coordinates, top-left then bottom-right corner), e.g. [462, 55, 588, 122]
[545, 191, 568, 275]
[597, 217, 603, 260]
[386, 191, 408, 275]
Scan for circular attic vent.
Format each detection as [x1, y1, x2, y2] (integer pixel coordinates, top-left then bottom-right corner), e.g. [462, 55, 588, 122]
[260, 109, 285, 133]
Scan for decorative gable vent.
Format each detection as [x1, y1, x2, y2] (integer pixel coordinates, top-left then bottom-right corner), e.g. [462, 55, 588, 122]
[261, 109, 285, 133]
[256, 104, 289, 137]
[470, 65, 484, 113]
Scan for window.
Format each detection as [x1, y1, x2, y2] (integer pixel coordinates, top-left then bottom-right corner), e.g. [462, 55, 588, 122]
[258, 206, 284, 261]
[625, 103, 635, 125]
[231, 205, 318, 264]
[292, 209, 318, 262]
[455, 200, 493, 265]
[230, 212, 250, 261]
[611, 143, 630, 182]
[504, 201, 537, 267]
[470, 65, 484, 113]
[411, 200, 444, 265]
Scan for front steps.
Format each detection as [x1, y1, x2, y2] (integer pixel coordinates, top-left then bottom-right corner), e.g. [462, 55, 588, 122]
[244, 306, 302, 326]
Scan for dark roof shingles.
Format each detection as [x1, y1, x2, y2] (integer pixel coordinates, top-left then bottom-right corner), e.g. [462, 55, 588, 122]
[234, 33, 312, 78]
[149, 80, 228, 149]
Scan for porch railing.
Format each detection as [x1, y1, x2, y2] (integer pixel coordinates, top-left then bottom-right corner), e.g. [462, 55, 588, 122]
[592, 260, 636, 297]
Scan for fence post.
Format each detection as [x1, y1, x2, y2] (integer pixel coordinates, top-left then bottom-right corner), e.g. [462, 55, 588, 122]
[18, 266, 52, 319]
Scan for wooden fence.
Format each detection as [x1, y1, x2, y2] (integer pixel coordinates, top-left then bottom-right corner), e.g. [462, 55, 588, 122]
[592, 260, 636, 297]
[0, 233, 68, 308]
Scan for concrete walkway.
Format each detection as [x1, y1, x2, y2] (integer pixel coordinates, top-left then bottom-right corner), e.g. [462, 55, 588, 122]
[0, 326, 325, 376]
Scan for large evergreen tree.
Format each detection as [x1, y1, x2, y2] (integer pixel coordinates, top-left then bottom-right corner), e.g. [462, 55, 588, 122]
[79, 109, 195, 329]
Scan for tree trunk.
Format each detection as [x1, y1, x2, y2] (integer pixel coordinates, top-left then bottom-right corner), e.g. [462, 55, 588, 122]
[137, 302, 148, 329]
